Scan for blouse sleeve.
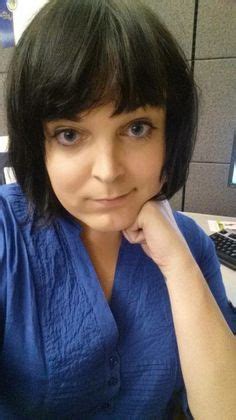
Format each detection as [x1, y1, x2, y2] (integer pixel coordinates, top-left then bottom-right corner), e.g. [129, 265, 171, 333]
[0, 197, 9, 348]
[0, 194, 21, 349]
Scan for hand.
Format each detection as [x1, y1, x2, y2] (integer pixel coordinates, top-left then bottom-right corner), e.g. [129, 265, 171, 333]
[122, 199, 195, 278]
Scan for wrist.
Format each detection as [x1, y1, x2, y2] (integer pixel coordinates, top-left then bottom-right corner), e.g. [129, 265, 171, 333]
[160, 252, 199, 282]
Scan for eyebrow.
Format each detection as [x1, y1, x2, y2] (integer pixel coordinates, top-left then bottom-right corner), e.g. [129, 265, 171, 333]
[45, 115, 84, 125]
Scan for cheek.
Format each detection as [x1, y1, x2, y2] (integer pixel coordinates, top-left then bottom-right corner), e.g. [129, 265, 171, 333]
[133, 150, 165, 201]
[46, 153, 86, 194]
[135, 152, 165, 185]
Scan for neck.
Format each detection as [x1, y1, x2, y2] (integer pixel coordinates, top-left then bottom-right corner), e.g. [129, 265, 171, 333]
[80, 226, 122, 249]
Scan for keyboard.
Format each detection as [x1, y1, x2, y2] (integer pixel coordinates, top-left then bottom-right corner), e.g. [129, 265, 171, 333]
[210, 230, 236, 271]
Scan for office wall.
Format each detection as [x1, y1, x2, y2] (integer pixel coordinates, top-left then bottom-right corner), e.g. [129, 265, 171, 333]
[186, 1, 236, 217]
[146, 0, 236, 216]
[0, 0, 235, 216]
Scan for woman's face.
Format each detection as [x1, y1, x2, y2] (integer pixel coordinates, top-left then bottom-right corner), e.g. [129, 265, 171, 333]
[44, 103, 166, 233]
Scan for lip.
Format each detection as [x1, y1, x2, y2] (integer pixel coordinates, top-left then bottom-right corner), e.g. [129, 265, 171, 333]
[92, 191, 132, 208]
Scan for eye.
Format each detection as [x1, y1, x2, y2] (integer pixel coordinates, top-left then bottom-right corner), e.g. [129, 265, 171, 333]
[126, 120, 155, 139]
[55, 129, 81, 146]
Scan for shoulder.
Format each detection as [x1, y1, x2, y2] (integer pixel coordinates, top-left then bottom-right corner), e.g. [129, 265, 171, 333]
[0, 183, 29, 257]
[0, 182, 23, 200]
[0, 183, 28, 220]
[0, 183, 26, 229]
[0, 184, 32, 264]
[0, 184, 30, 313]
[173, 210, 204, 240]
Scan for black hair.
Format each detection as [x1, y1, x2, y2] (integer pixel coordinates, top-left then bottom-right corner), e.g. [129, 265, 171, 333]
[6, 0, 198, 220]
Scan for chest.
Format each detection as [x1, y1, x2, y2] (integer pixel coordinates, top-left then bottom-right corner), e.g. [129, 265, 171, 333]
[3, 222, 177, 417]
[2, 287, 176, 418]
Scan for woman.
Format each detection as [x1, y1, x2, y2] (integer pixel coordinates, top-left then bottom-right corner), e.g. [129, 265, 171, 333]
[0, 0, 235, 418]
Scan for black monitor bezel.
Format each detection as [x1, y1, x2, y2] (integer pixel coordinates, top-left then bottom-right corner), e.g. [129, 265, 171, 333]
[228, 131, 236, 188]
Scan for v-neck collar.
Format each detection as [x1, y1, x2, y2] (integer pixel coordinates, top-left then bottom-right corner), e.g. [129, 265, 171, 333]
[57, 216, 123, 346]
[57, 216, 144, 350]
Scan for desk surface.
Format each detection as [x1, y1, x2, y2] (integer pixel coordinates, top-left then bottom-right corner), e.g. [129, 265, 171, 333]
[183, 212, 236, 306]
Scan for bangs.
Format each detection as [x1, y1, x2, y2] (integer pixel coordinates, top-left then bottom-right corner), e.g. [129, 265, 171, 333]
[32, 0, 168, 121]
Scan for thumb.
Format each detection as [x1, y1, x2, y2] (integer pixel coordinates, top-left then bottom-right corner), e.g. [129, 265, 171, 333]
[122, 219, 145, 244]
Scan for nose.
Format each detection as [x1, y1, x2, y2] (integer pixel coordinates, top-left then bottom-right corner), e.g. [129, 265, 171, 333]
[91, 140, 125, 183]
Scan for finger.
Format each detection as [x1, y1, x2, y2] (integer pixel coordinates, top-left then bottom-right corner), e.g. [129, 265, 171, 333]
[122, 228, 145, 244]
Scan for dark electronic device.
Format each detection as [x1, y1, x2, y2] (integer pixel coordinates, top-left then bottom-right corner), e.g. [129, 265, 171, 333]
[210, 229, 236, 271]
[228, 130, 236, 188]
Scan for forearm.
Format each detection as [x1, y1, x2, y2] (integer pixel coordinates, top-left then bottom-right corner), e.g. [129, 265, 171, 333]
[165, 257, 236, 419]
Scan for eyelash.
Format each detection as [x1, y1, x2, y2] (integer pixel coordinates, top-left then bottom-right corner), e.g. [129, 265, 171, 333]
[52, 120, 157, 147]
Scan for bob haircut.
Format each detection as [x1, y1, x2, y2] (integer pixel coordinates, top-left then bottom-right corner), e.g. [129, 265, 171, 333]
[6, 0, 198, 221]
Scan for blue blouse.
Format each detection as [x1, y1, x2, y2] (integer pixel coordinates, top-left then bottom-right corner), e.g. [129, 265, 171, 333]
[0, 184, 235, 419]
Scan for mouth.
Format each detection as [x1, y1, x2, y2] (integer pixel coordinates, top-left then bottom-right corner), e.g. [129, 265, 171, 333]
[91, 191, 133, 208]
[95, 192, 130, 201]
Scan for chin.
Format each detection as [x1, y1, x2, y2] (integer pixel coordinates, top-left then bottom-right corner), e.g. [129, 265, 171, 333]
[78, 212, 137, 233]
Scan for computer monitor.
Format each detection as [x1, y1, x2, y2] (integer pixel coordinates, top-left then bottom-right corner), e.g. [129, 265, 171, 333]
[228, 131, 236, 188]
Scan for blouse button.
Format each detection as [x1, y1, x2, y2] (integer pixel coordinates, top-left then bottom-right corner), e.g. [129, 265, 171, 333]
[108, 377, 118, 387]
[100, 401, 113, 412]
[109, 355, 119, 368]
[101, 402, 112, 409]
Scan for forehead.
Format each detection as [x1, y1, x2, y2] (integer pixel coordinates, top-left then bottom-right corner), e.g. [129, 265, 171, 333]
[45, 103, 166, 125]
